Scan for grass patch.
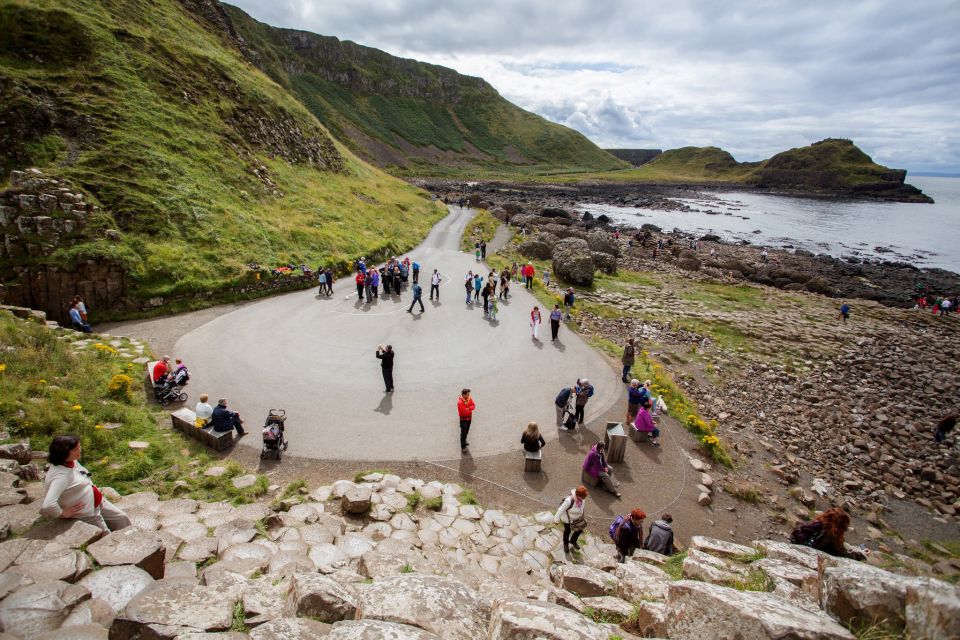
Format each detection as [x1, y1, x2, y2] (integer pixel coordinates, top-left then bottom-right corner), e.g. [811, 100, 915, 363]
[278, 479, 306, 501]
[733, 547, 768, 564]
[848, 620, 903, 640]
[400, 563, 414, 574]
[458, 488, 479, 506]
[594, 270, 662, 293]
[725, 482, 764, 503]
[460, 208, 500, 252]
[672, 317, 756, 353]
[678, 282, 769, 311]
[423, 496, 443, 511]
[662, 552, 687, 580]
[230, 601, 246, 632]
[922, 540, 960, 558]
[354, 469, 392, 483]
[583, 606, 626, 625]
[405, 490, 422, 512]
[729, 568, 776, 592]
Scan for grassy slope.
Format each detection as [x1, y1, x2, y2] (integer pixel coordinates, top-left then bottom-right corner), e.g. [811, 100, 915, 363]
[0, 0, 444, 299]
[222, 4, 628, 177]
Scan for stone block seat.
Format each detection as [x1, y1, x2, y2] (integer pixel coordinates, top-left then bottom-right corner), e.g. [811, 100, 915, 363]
[524, 449, 542, 472]
[580, 469, 599, 487]
[171, 407, 234, 451]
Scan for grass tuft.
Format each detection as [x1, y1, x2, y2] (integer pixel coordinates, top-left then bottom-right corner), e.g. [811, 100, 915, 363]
[662, 552, 687, 580]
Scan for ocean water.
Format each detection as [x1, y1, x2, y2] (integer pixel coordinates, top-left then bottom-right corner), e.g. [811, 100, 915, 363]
[580, 176, 960, 273]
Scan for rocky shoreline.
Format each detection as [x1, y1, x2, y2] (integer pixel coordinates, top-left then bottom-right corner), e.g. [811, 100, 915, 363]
[419, 180, 960, 308]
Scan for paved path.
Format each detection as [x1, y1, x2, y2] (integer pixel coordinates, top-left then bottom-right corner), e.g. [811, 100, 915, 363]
[171, 206, 621, 460]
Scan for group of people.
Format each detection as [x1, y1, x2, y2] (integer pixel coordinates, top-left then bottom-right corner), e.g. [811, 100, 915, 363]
[463, 269, 505, 320]
[915, 294, 958, 316]
[353, 256, 419, 303]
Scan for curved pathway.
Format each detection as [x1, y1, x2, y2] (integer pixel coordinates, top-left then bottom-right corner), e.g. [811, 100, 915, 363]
[173, 206, 621, 460]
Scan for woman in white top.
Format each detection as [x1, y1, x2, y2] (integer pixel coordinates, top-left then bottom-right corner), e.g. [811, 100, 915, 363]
[554, 485, 589, 553]
[41, 434, 130, 531]
[195, 393, 214, 426]
[530, 306, 542, 341]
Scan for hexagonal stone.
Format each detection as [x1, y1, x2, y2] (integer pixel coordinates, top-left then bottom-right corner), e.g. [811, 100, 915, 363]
[24, 520, 105, 549]
[289, 572, 358, 622]
[12, 540, 92, 583]
[110, 582, 234, 638]
[328, 620, 440, 639]
[249, 617, 332, 640]
[689, 536, 756, 560]
[309, 543, 348, 571]
[489, 598, 609, 640]
[549, 563, 617, 597]
[78, 565, 154, 613]
[214, 519, 258, 555]
[341, 486, 372, 514]
[0, 580, 91, 637]
[221, 542, 274, 568]
[336, 533, 375, 559]
[60, 597, 116, 629]
[87, 527, 165, 579]
[36, 622, 107, 640]
[178, 537, 218, 563]
[162, 520, 209, 542]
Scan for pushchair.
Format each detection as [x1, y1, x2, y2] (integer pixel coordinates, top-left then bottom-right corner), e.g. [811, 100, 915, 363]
[260, 409, 288, 460]
[155, 367, 189, 406]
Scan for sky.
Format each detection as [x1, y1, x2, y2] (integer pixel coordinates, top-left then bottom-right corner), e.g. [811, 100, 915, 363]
[228, 0, 960, 173]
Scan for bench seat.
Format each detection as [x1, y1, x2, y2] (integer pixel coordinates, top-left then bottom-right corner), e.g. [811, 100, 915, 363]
[171, 408, 234, 451]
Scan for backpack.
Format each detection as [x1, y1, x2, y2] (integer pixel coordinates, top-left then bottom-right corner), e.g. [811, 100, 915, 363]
[609, 514, 625, 541]
[789, 520, 825, 548]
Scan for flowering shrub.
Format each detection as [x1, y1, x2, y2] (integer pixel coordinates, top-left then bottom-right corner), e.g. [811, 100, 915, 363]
[107, 374, 135, 403]
[94, 343, 118, 358]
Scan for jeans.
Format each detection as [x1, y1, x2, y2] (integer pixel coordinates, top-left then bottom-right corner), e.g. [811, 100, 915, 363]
[575, 404, 586, 424]
[466, 290, 472, 304]
[525, 276, 533, 289]
[564, 304, 572, 320]
[408, 297, 424, 313]
[413, 269, 419, 283]
[622, 364, 632, 381]
[551, 320, 560, 340]
[357, 283, 364, 300]
[430, 284, 439, 299]
[382, 368, 394, 392]
[214, 412, 245, 435]
[459, 418, 471, 448]
[556, 404, 566, 428]
[562, 522, 583, 549]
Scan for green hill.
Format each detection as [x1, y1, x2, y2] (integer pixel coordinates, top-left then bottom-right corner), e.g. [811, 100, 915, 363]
[0, 0, 445, 320]
[221, 4, 628, 177]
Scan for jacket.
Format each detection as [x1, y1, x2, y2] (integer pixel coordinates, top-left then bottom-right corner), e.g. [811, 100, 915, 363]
[41, 462, 99, 520]
[431, 272, 441, 285]
[411, 283, 422, 298]
[582, 445, 606, 478]
[554, 491, 585, 524]
[555, 387, 573, 408]
[458, 396, 475, 419]
[634, 406, 655, 433]
[627, 386, 644, 407]
[575, 383, 593, 406]
[152, 360, 168, 383]
[195, 402, 214, 421]
[211, 404, 236, 431]
[622, 344, 635, 366]
[564, 292, 575, 306]
[615, 517, 643, 552]
[521, 433, 546, 452]
[376, 349, 394, 369]
[644, 520, 674, 555]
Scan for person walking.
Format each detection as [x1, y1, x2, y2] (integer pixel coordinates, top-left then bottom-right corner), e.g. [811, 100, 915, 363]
[457, 388, 475, 450]
[41, 435, 131, 532]
[549, 304, 562, 341]
[480, 240, 487, 259]
[644, 514, 675, 555]
[582, 441, 621, 497]
[500, 271, 510, 299]
[408, 282, 424, 313]
[318, 269, 327, 295]
[554, 486, 589, 553]
[481, 282, 492, 318]
[324, 267, 334, 295]
[376, 345, 395, 392]
[355, 270, 365, 301]
[563, 287, 575, 320]
[612, 509, 646, 563]
[430, 269, 441, 300]
[412, 260, 421, 284]
[839, 303, 850, 322]
[530, 306, 542, 341]
[621, 338, 636, 382]
[574, 378, 594, 425]
[555, 386, 575, 429]
[520, 421, 546, 453]
[633, 398, 661, 445]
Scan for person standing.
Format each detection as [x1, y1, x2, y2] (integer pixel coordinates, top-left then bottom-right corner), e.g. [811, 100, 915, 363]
[500, 271, 510, 299]
[412, 260, 421, 284]
[612, 509, 646, 563]
[530, 306, 542, 340]
[554, 486, 589, 554]
[481, 282, 492, 318]
[355, 270, 365, 301]
[644, 514, 675, 556]
[318, 269, 327, 295]
[324, 267, 334, 295]
[555, 386, 574, 429]
[574, 378, 594, 425]
[408, 282, 424, 314]
[430, 269, 442, 300]
[563, 287, 575, 320]
[473, 273, 483, 302]
[621, 338, 636, 382]
[475, 242, 481, 262]
[549, 304, 562, 341]
[376, 345, 394, 392]
[465, 274, 474, 305]
[372, 268, 381, 299]
[524, 263, 535, 289]
[393, 269, 402, 295]
[582, 441, 620, 497]
[480, 240, 487, 259]
[364, 270, 373, 303]
[489, 295, 499, 321]
[457, 388, 475, 450]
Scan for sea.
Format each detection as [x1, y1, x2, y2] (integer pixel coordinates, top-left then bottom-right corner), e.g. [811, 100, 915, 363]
[580, 176, 960, 274]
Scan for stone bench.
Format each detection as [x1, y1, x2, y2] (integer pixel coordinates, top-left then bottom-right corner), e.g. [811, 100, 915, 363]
[580, 469, 599, 487]
[523, 450, 542, 472]
[171, 408, 234, 451]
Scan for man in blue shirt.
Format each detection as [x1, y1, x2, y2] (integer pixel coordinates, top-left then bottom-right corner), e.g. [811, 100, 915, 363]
[408, 282, 424, 314]
[69, 306, 91, 333]
[412, 261, 421, 284]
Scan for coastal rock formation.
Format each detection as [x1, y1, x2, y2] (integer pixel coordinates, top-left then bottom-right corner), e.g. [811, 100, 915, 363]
[552, 238, 595, 286]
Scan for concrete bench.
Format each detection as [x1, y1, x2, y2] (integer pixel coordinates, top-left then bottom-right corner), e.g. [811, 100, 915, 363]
[145, 360, 160, 389]
[171, 408, 234, 451]
[523, 450, 542, 472]
[580, 469, 599, 487]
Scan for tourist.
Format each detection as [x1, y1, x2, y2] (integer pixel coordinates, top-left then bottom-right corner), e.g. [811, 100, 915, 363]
[941, 298, 952, 316]
[511, 262, 520, 283]
[524, 262, 535, 289]
[68, 302, 92, 333]
[465, 274, 474, 304]
[582, 441, 620, 497]
[621, 338, 635, 382]
[563, 287, 575, 320]
[72, 295, 88, 323]
[457, 388, 475, 450]
[41, 435, 131, 532]
[370, 268, 380, 299]
[408, 282, 424, 314]
[644, 514, 675, 556]
[574, 378, 594, 425]
[356, 257, 367, 274]
[520, 421, 546, 453]
[412, 260, 421, 284]
[789, 507, 864, 559]
[838, 302, 850, 322]
[633, 398, 660, 446]
[318, 269, 327, 295]
[488, 270, 497, 297]
[761, 249, 768, 263]
[480, 240, 487, 259]
[152, 355, 171, 384]
[195, 393, 213, 427]
[473, 273, 483, 302]
[934, 413, 957, 443]
[543, 269, 550, 287]
[324, 267, 334, 295]
[475, 242, 481, 262]
[549, 304, 562, 341]
[627, 379, 643, 424]
[430, 269, 441, 300]
[376, 344, 394, 392]
[530, 306, 542, 340]
[355, 270, 364, 301]
[612, 508, 646, 563]
[211, 398, 246, 436]
[481, 282, 492, 318]
[490, 295, 499, 321]
[554, 486, 589, 553]
[499, 271, 510, 299]
[363, 270, 373, 303]
[556, 385, 575, 429]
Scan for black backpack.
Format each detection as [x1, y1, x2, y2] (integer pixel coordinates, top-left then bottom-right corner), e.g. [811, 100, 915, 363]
[789, 520, 825, 548]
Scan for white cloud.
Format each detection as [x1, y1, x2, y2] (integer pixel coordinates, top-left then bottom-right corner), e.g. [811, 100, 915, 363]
[227, 0, 960, 171]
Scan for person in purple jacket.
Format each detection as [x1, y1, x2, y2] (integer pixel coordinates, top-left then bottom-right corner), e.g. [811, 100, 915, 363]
[633, 398, 660, 446]
[582, 441, 621, 497]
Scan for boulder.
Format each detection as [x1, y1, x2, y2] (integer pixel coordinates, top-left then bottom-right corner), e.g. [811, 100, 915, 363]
[248, 617, 332, 640]
[488, 598, 609, 640]
[36, 623, 107, 640]
[666, 580, 854, 639]
[552, 238, 595, 286]
[341, 485, 372, 515]
[541, 207, 572, 219]
[753, 539, 825, 570]
[0, 580, 91, 637]
[25, 519, 105, 549]
[77, 565, 154, 613]
[904, 578, 960, 640]
[308, 543, 348, 571]
[61, 597, 116, 629]
[681, 548, 744, 584]
[518, 240, 552, 260]
[214, 519, 258, 554]
[549, 563, 617, 597]
[690, 536, 756, 560]
[586, 231, 620, 257]
[86, 527, 165, 579]
[328, 620, 440, 639]
[755, 557, 819, 600]
[678, 256, 701, 271]
[819, 555, 926, 632]
[580, 595, 633, 621]
[623, 599, 667, 637]
[10, 540, 92, 582]
[590, 251, 617, 274]
[357, 574, 489, 640]
[0, 443, 31, 465]
[220, 542, 274, 569]
[289, 572, 358, 622]
[110, 582, 234, 638]
[616, 559, 671, 602]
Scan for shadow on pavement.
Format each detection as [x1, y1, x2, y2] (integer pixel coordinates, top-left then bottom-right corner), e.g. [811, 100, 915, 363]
[374, 394, 393, 415]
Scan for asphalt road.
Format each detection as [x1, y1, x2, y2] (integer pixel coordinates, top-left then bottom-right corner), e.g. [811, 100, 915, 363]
[171, 206, 622, 460]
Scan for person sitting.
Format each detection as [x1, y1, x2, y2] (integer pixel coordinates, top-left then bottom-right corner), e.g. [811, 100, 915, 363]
[789, 507, 864, 559]
[211, 398, 246, 436]
[40, 434, 130, 531]
[520, 421, 546, 453]
[68, 304, 92, 333]
[613, 508, 646, 563]
[152, 355, 171, 384]
[644, 514, 675, 555]
[195, 393, 213, 428]
[582, 441, 621, 497]
[633, 398, 661, 445]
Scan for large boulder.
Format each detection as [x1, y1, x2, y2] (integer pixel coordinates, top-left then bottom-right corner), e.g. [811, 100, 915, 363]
[25, 519, 106, 549]
[590, 251, 617, 274]
[357, 574, 489, 640]
[77, 565, 154, 613]
[341, 485, 372, 515]
[681, 548, 744, 585]
[690, 537, 756, 559]
[543, 224, 584, 238]
[0, 580, 91, 637]
[289, 572, 358, 622]
[549, 563, 617, 597]
[586, 231, 620, 257]
[518, 240, 553, 260]
[0, 443, 32, 465]
[904, 578, 960, 640]
[488, 598, 609, 640]
[248, 617, 332, 640]
[328, 620, 440, 639]
[110, 582, 235, 638]
[8, 539, 92, 583]
[86, 527, 165, 579]
[541, 207, 573, 219]
[615, 559, 671, 602]
[666, 580, 854, 639]
[552, 238, 595, 286]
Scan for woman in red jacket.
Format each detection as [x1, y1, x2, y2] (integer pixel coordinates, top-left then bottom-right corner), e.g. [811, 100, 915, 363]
[354, 270, 365, 301]
[457, 388, 475, 450]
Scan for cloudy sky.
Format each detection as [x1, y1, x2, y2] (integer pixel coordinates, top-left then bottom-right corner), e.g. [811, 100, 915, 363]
[229, 0, 960, 173]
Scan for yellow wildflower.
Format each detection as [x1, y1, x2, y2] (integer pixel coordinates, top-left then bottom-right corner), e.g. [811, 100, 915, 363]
[94, 424, 104, 430]
[0, 364, 5, 373]
[72, 404, 82, 411]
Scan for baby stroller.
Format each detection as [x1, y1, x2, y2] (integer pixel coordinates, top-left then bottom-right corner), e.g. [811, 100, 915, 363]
[260, 409, 288, 460]
[155, 367, 189, 406]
